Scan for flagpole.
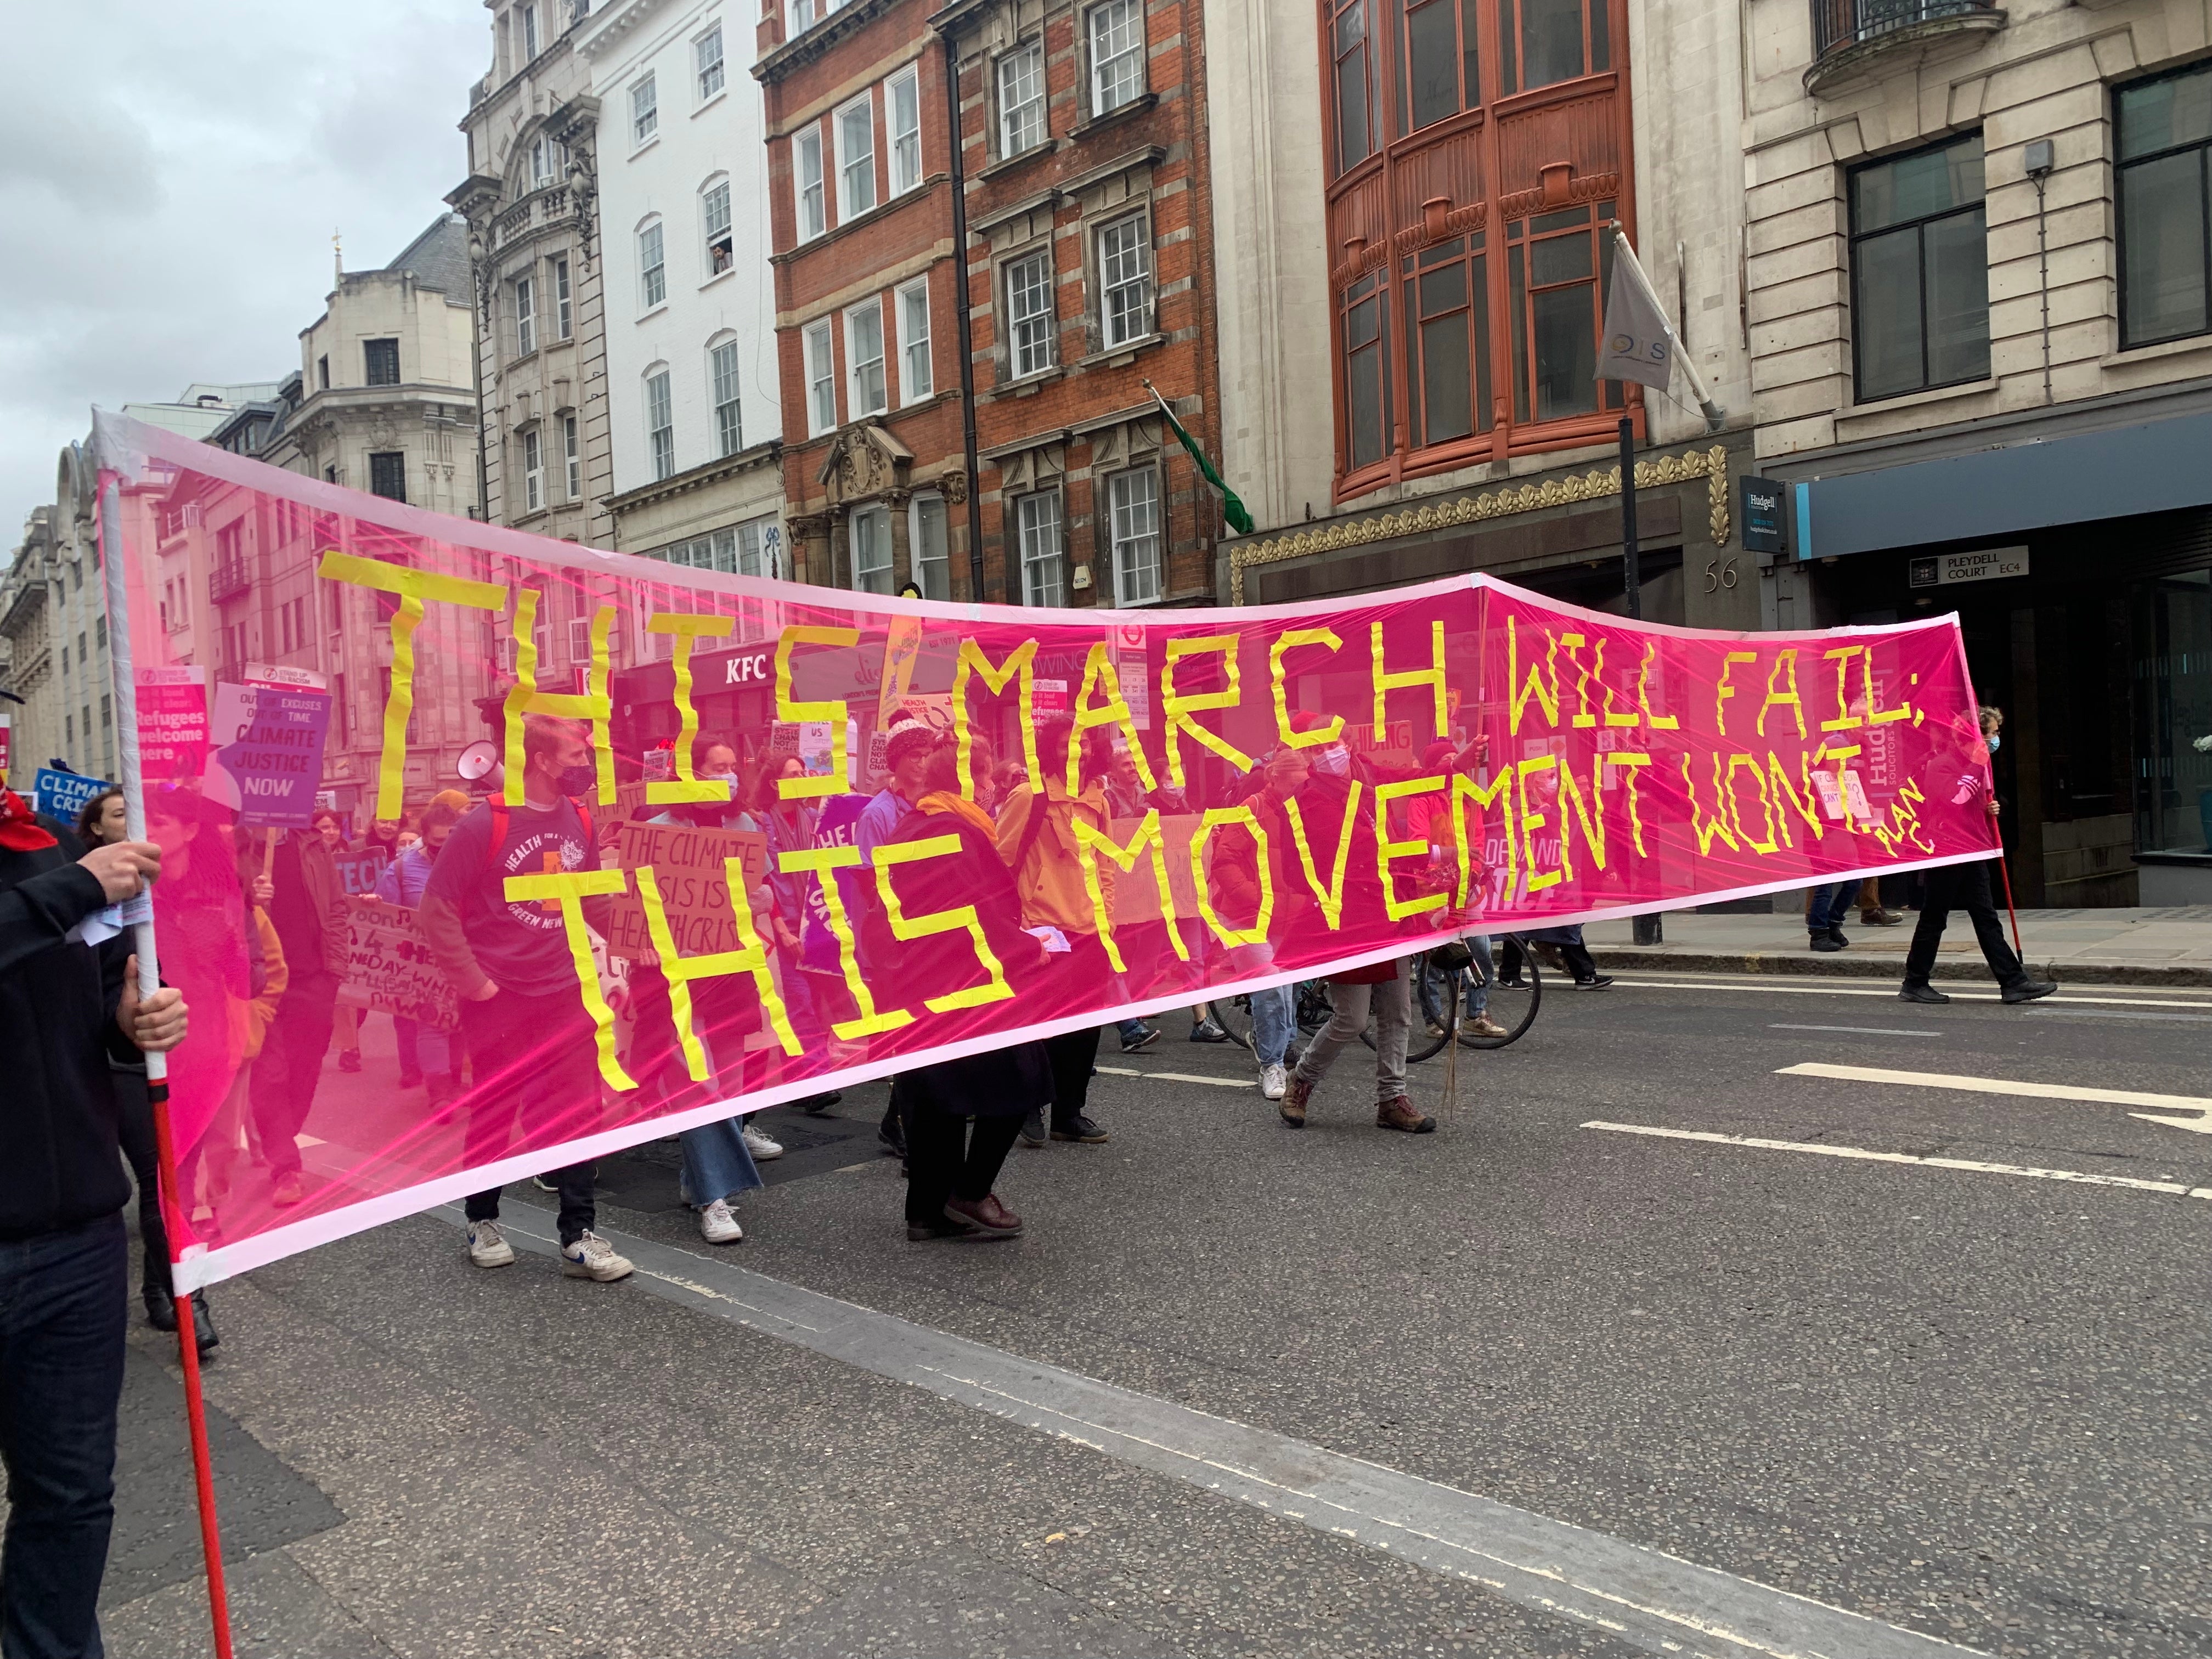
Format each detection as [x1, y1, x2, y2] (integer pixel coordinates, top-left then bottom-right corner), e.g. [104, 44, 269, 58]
[98, 458, 238, 1659]
[1607, 227, 1724, 431]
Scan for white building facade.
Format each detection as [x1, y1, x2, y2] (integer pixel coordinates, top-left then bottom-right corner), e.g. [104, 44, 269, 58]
[578, 0, 786, 576]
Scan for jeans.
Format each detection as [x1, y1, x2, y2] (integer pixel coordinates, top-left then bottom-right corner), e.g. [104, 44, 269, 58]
[249, 968, 340, 1179]
[1807, 882, 1854, 934]
[905, 1113, 1023, 1227]
[1905, 862, 2025, 988]
[1226, 943, 1294, 1066]
[1293, 961, 1410, 1105]
[678, 1118, 764, 1207]
[0, 1213, 127, 1659]
[393, 1017, 454, 1084]
[459, 987, 602, 1245]
[1464, 935, 1494, 1019]
[1115, 1018, 1151, 1042]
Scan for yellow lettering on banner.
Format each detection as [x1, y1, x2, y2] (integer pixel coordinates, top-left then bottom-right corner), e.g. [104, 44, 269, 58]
[1770, 753, 1825, 847]
[638, 861, 802, 1073]
[1814, 741, 1864, 831]
[1757, 650, 1805, 739]
[1071, 643, 1153, 795]
[872, 836, 1014, 1013]
[1374, 776, 1448, 919]
[1635, 640, 1680, 730]
[1506, 616, 1561, 735]
[1071, 810, 1187, 974]
[1681, 754, 1743, 855]
[1451, 772, 1515, 908]
[1724, 753, 1780, 855]
[1557, 759, 1608, 874]
[1820, 646, 1866, 731]
[1283, 782, 1363, 929]
[1270, 629, 1344, 748]
[1517, 755, 1563, 891]
[776, 625, 861, 799]
[646, 613, 737, 804]
[1600, 754, 1652, 856]
[1595, 639, 1638, 727]
[1372, 619, 1449, 743]
[775, 844, 910, 1035]
[953, 639, 1040, 799]
[1190, 806, 1274, 948]
[1160, 637, 1255, 788]
[1861, 646, 1911, 725]
[501, 868, 637, 1091]
[503, 593, 618, 806]
[1562, 634, 1598, 728]
[317, 551, 506, 821]
[1714, 651, 1758, 738]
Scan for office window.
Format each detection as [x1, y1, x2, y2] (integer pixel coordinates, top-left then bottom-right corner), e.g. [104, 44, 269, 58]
[847, 300, 888, 417]
[1402, 233, 1492, 450]
[639, 219, 667, 309]
[1339, 270, 1390, 470]
[554, 257, 573, 337]
[521, 2, 540, 60]
[1006, 249, 1056, 377]
[1000, 42, 1046, 155]
[911, 494, 950, 600]
[849, 504, 893, 594]
[709, 338, 744, 456]
[1089, 0, 1146, 116]
[368, 451, 407, 501]
[523, 427, 544, 511]
[516, 273, 537, 356]
[804, 320, 836, 435]
[317, 354, 329, 389]
[696, 24, 725, 101]
[1505, 202, 1617, 425]
[567, 617, 592, 664]
[1107, 467, 1161, 605]
[735, 515, 774, 578]
[563, 414, 581, 499]
[529, 136, 553, 188]
[1017, 492, 1065, 606]
[1497, 0, 1608, 97]
[889, 67, 922, 193]
[363, 338, 400, 386]
[631, 73, 659, 145]
[1098, 212, 1153, 347]
[645, 368, 674, 479]
[789, 0, 821, 31]
[1402, 0, 1482, 131]
[795, 127, 826, 240]
[2117, 63, 2212, 349]
[703, 177, 733, 274]
[1850, 133, 1989, 402]
[837, 93, 876, 218]
[1329, 0, 1374, 173]
[898, 277, 933, 401]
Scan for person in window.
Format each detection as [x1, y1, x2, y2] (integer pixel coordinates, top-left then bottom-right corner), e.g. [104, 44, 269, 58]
[419, 715, 635, 1282]
[1900, 706, 2055, 1006]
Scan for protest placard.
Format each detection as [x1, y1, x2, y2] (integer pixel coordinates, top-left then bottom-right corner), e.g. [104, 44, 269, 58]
[136, 665, 210, 783]
[336, 898, 458, 1029]
[600, 820, 769, 961]
[206, 680, 332, 827]
[35, 768, 109, 824]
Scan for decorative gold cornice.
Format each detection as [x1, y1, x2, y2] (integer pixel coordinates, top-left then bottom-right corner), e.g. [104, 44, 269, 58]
[1228, 445, 1730, 603]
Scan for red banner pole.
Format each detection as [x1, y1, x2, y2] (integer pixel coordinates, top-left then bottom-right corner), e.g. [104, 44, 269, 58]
[1996, 849, 2027, 963]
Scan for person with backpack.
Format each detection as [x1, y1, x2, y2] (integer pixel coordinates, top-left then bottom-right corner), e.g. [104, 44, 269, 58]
[419, 715, 633, 1283]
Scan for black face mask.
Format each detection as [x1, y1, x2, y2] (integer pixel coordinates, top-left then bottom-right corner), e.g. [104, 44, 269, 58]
[554, 761, 596, 797]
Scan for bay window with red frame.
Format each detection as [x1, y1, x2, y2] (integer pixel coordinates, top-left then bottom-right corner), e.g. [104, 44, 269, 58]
[1322, 0, 1635, 501]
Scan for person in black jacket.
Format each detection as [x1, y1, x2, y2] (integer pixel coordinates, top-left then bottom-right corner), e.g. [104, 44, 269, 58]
[0, 781, 187, 1659]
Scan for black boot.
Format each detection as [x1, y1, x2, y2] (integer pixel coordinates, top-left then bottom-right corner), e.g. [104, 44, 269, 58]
[144, 1283, 177, 1331]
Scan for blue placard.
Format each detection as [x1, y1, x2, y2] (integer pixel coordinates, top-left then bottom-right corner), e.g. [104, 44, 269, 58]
[34, 769, 109, 825]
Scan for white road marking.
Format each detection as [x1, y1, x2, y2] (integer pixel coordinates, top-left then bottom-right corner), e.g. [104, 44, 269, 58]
[1611, 975, 2212, 1011]
[1777, 1062, 2212, 1138]
[1768, 1024, 1940, 1038]
[2023, 1007, 2212, 1024]
[1096, 1064, 1253, 1089]
[1583, 1121, 2212, 1201]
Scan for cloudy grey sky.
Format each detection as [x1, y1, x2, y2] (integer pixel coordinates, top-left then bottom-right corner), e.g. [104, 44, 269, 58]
[1, 0, 486, 534]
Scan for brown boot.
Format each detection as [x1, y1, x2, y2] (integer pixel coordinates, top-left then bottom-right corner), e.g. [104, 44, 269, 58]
[944, 1193, 1023, 1237]
[1279, 1071, 1311, 1127]
[1375, 1096, 1436, 1134]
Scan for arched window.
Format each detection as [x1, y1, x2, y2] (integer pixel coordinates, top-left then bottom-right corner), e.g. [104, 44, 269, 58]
[701, 174, 734, 276]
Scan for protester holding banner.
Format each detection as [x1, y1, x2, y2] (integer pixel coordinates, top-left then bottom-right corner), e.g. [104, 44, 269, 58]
[1209, 743, 1313, 1102]
[420, 714, 633, 1283]
[0, 783, 186, 1659]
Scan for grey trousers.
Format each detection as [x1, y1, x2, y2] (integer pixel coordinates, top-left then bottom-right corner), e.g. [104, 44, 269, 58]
[1292, 960, 1410, 1104]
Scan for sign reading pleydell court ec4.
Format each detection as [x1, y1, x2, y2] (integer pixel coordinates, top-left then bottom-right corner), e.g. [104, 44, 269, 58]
[1909, 548, 2030, 589]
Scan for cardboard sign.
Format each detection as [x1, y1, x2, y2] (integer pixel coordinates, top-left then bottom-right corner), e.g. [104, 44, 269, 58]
[332, 850, 391, 898]
[35, 768, 108, 825]
[1108, 812, 1204, 928]
[336, 898, 458, 1030]
[206, 681, 332, 827]
[136, 666, 210, 782]
[601, 820, 769, 962]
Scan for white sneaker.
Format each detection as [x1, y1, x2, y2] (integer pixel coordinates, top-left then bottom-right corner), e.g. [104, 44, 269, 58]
[1260, 1063, 1288, 1101]
[560, 1230, 634, 1282]
[467, 1220, 515, 1268]
[741, 1123, 784, 1161]
[697, 1199, 743, 1244]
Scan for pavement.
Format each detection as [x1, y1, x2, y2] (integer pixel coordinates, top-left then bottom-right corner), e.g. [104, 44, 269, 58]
[1588, 901, 2212, 986]
[93, 972, 2212, 1658]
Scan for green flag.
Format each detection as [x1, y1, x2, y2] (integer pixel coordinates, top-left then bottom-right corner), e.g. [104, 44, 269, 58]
[1146, 383, 1255, 538]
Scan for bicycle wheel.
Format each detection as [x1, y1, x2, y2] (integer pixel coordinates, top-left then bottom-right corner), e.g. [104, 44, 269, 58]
[1459, 933, 1541, 1049]
[1210, 991, 1257, 1052]
[1355, 955, 1454, 1062]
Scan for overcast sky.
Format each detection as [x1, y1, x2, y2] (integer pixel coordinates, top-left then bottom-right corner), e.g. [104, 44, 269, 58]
[1, 0, 487, 535]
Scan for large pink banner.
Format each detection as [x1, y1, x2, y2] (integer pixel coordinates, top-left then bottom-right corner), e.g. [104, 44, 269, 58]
[94, 413, 1994, 1289]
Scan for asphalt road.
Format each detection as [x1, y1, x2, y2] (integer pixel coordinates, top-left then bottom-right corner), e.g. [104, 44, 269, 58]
[99, 969, 2212, 1658]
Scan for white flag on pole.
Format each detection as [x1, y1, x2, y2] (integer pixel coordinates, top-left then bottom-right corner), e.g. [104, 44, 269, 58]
[1597, 256, 1673, 391]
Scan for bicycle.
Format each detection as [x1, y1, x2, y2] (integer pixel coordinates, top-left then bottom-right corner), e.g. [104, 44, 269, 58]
[1209, 934, 1541, 1064]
